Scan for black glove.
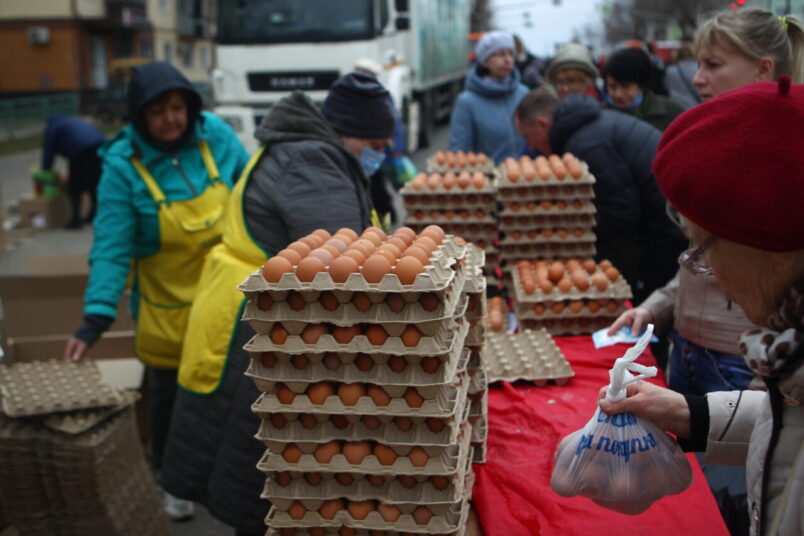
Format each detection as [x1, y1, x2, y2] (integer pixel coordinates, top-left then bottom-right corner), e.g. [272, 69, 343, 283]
[73, 314, 114, 346]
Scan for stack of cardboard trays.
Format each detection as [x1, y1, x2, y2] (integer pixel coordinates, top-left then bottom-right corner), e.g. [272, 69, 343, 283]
[239, 232, 487, 535]
[0, 360, 170, 536]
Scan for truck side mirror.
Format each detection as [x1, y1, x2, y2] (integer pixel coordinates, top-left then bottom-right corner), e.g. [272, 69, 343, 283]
[395, 16, 410, 30]
[395, 0, 409, 12]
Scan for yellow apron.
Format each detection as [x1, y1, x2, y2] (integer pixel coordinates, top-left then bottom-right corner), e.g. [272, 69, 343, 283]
[131, 141, 230, 369]
[178, 148, 268, 394]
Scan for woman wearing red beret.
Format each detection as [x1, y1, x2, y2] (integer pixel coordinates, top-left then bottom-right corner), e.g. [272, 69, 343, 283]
[600, 77, 804, 536]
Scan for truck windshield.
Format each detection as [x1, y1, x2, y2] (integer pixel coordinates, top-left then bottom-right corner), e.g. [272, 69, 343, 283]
[218, 0, 374, 44]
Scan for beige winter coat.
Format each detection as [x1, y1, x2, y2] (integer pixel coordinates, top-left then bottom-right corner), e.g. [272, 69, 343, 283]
[705, 365, 804, 535]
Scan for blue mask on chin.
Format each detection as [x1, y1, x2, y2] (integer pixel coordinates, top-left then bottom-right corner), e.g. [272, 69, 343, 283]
[359, 147, 386, 176]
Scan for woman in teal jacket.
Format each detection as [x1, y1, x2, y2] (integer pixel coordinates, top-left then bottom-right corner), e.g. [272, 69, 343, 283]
[64, 61, 250, 520]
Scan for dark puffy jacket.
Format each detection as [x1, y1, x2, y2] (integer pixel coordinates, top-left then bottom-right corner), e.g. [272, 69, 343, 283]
[244, 91, 372, 253]
[549, 94, 686, 302]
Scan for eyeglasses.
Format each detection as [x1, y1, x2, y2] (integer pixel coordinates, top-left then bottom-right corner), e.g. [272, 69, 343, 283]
[678, 235, 716, 275]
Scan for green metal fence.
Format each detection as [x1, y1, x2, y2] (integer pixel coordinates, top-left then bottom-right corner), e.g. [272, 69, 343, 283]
[0, 93, 80, 142]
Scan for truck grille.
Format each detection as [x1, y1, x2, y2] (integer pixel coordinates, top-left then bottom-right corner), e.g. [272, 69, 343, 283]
[247, 71, 340, 92]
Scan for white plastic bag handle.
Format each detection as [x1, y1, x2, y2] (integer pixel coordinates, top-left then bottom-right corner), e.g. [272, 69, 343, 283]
[605, 324, 657, 402]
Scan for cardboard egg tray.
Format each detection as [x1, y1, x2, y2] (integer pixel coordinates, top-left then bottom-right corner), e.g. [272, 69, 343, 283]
[465, 293, 486, 323]
[401, 189, 497, 207]
[256, 421, 472, 476]
[500, 242, 597, 261]
[511, 267, 632, 304]
[483, 329, 574, 384]
[498, 200, 596, 218]
[42, 390, 140, 435]
[0, 360, 124, 418]
[261, 445, 474, 505]
[266, 528, 468, 536]
[405, 211, 496, 226]
[519, 317, 613, 336]
[472, 442, 488, 464]
[265, 469, 474, 533]
[408, 221, 498, 241]
[251, 370, 470, 420]
[500, 212, 596, 230]
[497, 181, 596, 201]
[468, 390, 487, 423]
[426, 153, 495, 174]
[470, 414, 488, 444]
[501, 230, 596, 246]
[465, 319, 485, 347]
[467, 367, 487, 397]
[514, 298, 628, 321]
[495, 160, 594, 186]
[467, 346, 485, 371]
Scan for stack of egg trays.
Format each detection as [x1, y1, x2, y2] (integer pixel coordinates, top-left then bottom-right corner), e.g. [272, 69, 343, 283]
[496, 158, 597, 266]
[510, 264, 632, 336]
[484, 329, 574, 386]
[240, 240, 480, 535]
[424, 151, 495, 175]
[401, 165, 499, 280]
[461, 247, 488, 465]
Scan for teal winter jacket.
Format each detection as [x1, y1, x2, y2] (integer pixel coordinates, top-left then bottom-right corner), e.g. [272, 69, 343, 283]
[84, 112, 250, 320]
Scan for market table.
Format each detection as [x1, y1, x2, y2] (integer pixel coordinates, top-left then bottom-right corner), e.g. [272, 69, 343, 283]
[471, 335, 730, 536]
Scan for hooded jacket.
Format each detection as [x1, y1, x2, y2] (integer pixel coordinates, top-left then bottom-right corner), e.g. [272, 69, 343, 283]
[448, 65, 529, 163]
[41, 115, 105, 170]
[243, 91, 373, 254]
[604, 90, 687, 132]
[80, 63, 249, 325]
[549, 94, 686, 302]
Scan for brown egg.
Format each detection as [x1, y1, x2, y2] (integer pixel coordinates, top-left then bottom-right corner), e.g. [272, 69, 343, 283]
[414, 235, 438, 253]
[373, 247, 397, 265]
[568, 300, 585, 313]
[364, 225, 386, 241]
[261, 352, 277, 368]
[333, 324, 362, 344]
[385, 293, 406, 313]
[420, 356, 440, 374]
[347, 500, 375, 520]
[308, 248, 334, 266]
[287, 500, 306, 520]
[412, 505, 433, 525]
[351, 238, 377, 256]
[605, 266, 620, 281]
[408, 447, 429, 467]
[425, 417, 445, 432]
[403, 245, 430, 265]
[489, 312, 504, 332]
[387, 355, 407, 373]
[587, 300, 601, 313]
[571, 270, 590, 291]
[401, 325, 423, 347]
[323, 352, 341, 370]
[262, 256, 293, 283]
[599, 259, 613, 270]
[547, 262, 565, 283]
[286, 291, 306, 311]
[431, 475, 450, 490]
[307, 382, 335, 405]
[287, 240, 312, 258]
[338, 383, 366, 406]
[394, 416, 413, 431]
[403, 387, 425, 408]
[299, 413, 318, 429]
[361, 232, 383, 247]
[591, 273, 609, 291]
[352, 292, 373, 312]
[313, 440, 341, 463]
[313, 229, 332, 240]
[367, 385, 391, 406]
[378, 503, 402, 522]
[318, 498, 345, 520]
[337, 227, 359, 241]
[282, 443, 303, 463]
[354, 353, 375, 371]
[273, 471, 291, 486]
[276, 248, 302, 266]
[331, 415, 349, 429]
[342, 248, 366, 266]
[328, 256, 360, 283]
[300, 235, 322, 250]
[291, 355, 309, 369]
[325, 238, 348, 253]
[419, 292, 439, 311]
[374, 444, 398, 466]
[398, 475, 418, 488]
[333, 232, 355, 246]
[442, 172, 457, 190]
[419, 229, 444, 246]
[606, 300, 620, 313]
[582, 259, 597, 274]
[366, 474, 385, 487]
[304, 471, 323, 486]
[269, 413, 287, 429]
[295, 256, 326, 282]
[456, 171, 471, 190]
[394, 226, 417, 242]
[395, 256, 425, 285]
[539, 280, 554, 294]
[301, 323, 329, 344]
[276, 383, 295, 404]
[551, 302, 565, 314]
[472, 172, 486, 189]
[343, 441, 372, 464]
[522, 278, 536, 295]
[558, 278, 573, 293]
[334, 473, 354, 486]
[362, 255, 393, 283]
[319, 291, 340, 311]
[362, 415, 381, 429]
[339, 528, 355, 536]
[365, 325, 389, 346]
[257, 292, 273, 311]
[426, 173, 441, 190]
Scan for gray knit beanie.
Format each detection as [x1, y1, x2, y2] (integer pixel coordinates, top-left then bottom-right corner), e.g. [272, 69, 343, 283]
[475, 31, 515, 65]
[546, 43, 599, 81]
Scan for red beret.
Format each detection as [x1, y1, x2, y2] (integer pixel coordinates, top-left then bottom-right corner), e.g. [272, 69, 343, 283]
[654, 76, 804, 252]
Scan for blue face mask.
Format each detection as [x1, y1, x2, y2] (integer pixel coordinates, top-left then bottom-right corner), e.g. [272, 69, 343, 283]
[359, 147, 386, 176]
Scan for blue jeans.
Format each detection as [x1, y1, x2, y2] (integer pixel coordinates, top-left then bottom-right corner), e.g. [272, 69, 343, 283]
[667, 330, 754, 396]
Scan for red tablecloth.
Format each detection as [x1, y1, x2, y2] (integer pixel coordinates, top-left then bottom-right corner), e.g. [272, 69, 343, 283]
[472, 335, 729, 536]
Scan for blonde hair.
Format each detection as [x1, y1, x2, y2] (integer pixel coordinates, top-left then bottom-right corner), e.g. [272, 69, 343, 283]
[695, 8, 804, 83]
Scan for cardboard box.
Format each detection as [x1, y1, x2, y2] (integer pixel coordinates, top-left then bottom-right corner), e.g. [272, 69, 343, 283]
[17, 194, 70, 230]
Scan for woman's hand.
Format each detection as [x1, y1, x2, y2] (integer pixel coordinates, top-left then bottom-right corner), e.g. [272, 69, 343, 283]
[598, 381, 691, 438]
[64, 337, 89, 361]
[607, 307, 654, 336]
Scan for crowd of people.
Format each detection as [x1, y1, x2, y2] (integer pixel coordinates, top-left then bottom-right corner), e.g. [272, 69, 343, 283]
[55, 6, 803, 536]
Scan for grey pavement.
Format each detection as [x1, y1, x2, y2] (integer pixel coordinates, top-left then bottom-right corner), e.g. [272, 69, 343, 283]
[0, 126, 450, 535]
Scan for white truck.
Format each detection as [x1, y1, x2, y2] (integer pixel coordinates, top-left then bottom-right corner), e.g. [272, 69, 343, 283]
[212, 0, 471, 154]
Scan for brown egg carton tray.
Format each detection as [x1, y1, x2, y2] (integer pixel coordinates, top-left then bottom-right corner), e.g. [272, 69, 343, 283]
[465, 293, 486, 322]
[519, 317, 613, 336]
[472, 441, 487, 464]
[468, 388, 487, 419]
[425, 154, 496, 174]
[402, 190, 497, 207]
[257, 421, 472, 477]
[500, 242, 596, 260]
[471, 414, 488, 444]
[266, 527, 468, 536]
[262, 445, 474, 506]
[244, 284, 468, 331]
[0, 360, 124, 418]
[241, 237, 468, 295]
[266, 469, 474, 533]
[500, 230, 596, 246]
[511, 268, 632, 304]
[514, 298, 627, 321]
[251, 370, 470, 421]
[500, 212, 596, 230]
[465, 320, 485, 347]
[499, 200, 595, 218]
[484, 329, 574, 384]
[408, 221, 498, 239]
[467, 367, 487, 397]
[466, 345, 485, 371]
[462, 247, 487, 295]
[498, 181, 595, 201]
[42, 390, 140, 435]
[404, 211, 497, 226]
[495, 161, 595, 187]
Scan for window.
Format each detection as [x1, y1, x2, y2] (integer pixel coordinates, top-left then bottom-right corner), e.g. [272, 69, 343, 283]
[200, 45, 209, 69]
[179, 43, 194, 68]
[163, 41, 173, 63]
[378, 0, 389, 32]
[160, 0, 169, 13]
